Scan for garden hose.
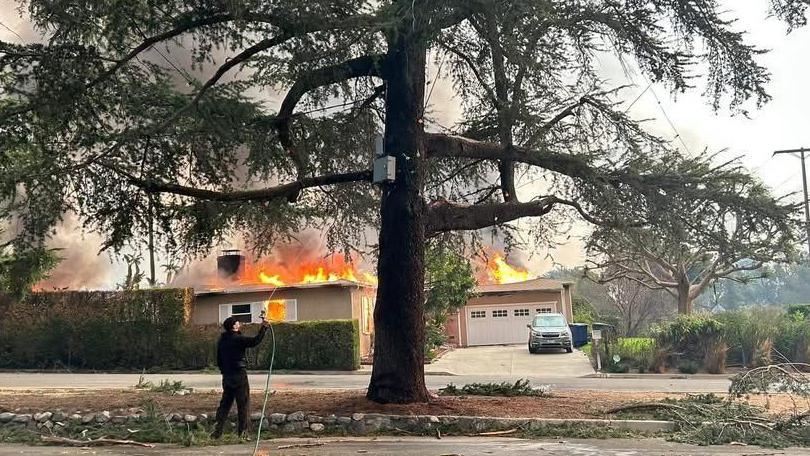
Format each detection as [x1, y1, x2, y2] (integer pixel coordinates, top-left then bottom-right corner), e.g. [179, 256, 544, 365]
[252, 285, 279, 456]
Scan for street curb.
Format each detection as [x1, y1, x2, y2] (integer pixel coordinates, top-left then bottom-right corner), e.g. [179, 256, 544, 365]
[0, 410, 676, 435]
[583, 373, 734, 380]
[247, 370, 457, 376]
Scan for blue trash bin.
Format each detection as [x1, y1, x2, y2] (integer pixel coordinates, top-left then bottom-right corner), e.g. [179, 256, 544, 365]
[568, 323, 589, 348]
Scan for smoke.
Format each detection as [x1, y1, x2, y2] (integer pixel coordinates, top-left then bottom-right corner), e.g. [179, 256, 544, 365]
[34, 215, 115, 290]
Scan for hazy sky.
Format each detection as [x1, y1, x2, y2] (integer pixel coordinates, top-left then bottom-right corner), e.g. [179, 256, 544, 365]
[2, 2, 809, 286]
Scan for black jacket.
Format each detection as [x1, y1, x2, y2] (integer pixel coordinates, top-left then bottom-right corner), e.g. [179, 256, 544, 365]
[216, 325, 268, 376]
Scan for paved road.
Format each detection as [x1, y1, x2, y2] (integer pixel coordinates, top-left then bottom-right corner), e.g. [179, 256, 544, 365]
[0, 437, 805, 455]
[0, 372, 732, 392]
[428, 346, 594, 377]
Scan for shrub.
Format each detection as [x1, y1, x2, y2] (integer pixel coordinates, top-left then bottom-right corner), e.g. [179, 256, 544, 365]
[250, 320, 360, 371]
[439, 379, 551, 397]
[614, 338, 656, 372]
[753, 338, 774, 368]
[787, 304, 810, 319]
[774, 312, 810, 364]
[572, 295, 598, 324]
[678, 360, 700, 374]
[716, 308, 781, 367]
[0, 289, 192, 370]
[703, 341, 728, 374]
[652, 347, 670, 373]
[0, 291, 361, 371]
[650, 313, 724, 371]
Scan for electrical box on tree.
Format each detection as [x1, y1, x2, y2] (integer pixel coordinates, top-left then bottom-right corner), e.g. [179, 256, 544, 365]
[373, 156, 396, 184]
[372, 134, 396, 184]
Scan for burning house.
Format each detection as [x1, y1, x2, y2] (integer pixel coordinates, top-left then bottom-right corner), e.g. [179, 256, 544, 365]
[192, 250, 377, 356]
[444, 255, 574, 347]
[190, 249, 572, 355]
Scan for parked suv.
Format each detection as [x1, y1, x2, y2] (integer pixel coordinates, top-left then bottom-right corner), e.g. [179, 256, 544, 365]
[527, 312, 573, 354]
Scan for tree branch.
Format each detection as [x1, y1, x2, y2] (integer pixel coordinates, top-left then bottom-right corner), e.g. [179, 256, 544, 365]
[151, 33, 291, 134]
[426, 197, 556, 233]
[425, 194, 635, 234]
[275, 54, 385, 178]
[425, 132, 609, 184]
[106, 165, 372, 203]
[526, 96, 592, 146]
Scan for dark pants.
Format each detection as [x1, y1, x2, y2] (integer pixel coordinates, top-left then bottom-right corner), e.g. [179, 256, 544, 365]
[213, 371, 250, 436]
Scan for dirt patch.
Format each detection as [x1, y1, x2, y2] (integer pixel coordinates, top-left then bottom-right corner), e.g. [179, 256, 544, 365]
[0, 389, 801, 419]
[0, 390, 806, 418]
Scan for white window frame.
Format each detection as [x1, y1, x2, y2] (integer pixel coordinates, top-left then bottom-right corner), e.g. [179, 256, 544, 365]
[360, 296, 374, 335]
[470, 310, 486, 319]
[514, 308, 530, 317]
[532, 302, 557, 314]
[227, 303, 253, 323]
[219, 299, 298, 324]
[492, 309, 508, 318]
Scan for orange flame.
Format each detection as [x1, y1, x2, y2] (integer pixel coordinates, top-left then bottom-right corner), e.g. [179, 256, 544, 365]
[237, 254, 376, 287]
[487, 253, 532, 284]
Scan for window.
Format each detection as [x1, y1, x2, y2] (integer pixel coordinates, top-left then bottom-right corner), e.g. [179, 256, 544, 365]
[361, 296, 374, 334]
[230, 304, 252, 323]
[536, 307, 553, 314]
[470, 310, 486, 319]
[532, 314, 567, 327]
[492, 309, 508, 318]
[514, 309, 530, 317]
[219, 300, 297, 324]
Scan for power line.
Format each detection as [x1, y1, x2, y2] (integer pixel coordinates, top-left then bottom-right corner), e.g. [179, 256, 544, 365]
[623, 83, 651, 114]
[611, 43, 695, 159]
[0, 20, 24, 41]
[642, 77, 693, 158]
[424, 50, 448, 109]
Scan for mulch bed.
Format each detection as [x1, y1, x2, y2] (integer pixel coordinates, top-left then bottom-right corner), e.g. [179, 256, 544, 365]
[0, 389, 802, 419]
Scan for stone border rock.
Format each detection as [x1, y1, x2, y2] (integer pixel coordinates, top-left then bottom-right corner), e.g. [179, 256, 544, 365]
[0, 410, 674, 436]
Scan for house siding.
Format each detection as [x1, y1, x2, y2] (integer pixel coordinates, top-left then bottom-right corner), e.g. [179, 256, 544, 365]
[193, 285, 374, 356]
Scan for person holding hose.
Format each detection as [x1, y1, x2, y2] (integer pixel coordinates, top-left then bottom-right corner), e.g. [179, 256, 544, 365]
[211, 314, 269, 439]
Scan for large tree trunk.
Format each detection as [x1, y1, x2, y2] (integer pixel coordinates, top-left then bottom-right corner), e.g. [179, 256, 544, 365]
[366, 27, 430, 404]
[676, 275, 693, 315]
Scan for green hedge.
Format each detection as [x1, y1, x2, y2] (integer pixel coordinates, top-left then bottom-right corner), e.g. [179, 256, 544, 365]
[248, 320, 360, 371]
[187, 321, 360, 371]
[0, 291, 361, 371]
[0, 289, 192, 370]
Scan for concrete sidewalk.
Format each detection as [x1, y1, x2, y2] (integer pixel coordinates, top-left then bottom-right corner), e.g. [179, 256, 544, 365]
[1, 437, 807, 455]
[426, 345, 595, 377]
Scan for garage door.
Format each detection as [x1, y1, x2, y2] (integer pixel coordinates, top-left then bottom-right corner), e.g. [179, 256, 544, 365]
[466, 304, 556, 346]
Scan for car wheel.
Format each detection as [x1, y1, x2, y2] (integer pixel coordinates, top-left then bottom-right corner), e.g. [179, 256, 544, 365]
[565, 347, 573, 353]
[528, 346, 536, 354]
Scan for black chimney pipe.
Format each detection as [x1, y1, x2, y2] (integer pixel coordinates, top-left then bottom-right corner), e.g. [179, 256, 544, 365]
[217, 249, 244, 280]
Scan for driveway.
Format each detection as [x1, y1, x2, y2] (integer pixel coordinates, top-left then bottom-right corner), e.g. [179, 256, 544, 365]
[426, 344, 595, 377]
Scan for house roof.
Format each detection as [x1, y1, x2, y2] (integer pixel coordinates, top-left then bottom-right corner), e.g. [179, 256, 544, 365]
[194, 279, 375, 297]
[474, 278, 565, 294]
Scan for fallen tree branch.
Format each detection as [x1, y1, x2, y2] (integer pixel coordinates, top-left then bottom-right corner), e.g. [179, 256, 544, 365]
[475, 428, 519, 436]
[40, 435, 154, 447]
[606, 402, 688, 415]
[276, 442, 325, 449]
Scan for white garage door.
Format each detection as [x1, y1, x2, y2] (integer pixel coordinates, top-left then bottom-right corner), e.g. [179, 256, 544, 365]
[466, 303, 556, 346]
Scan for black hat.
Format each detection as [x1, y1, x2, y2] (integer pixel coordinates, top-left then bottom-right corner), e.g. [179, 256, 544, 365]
[223, 316, 238, 332]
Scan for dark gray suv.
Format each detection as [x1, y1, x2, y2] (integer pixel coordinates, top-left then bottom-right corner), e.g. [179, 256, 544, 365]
[527, 313, 573, 354]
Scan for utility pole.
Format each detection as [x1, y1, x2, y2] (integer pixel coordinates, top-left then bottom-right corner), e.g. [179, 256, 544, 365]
[774, 148, 810, 256]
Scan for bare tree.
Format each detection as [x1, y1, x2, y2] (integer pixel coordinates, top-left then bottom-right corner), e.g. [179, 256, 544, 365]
[587, 190, 800, 314]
